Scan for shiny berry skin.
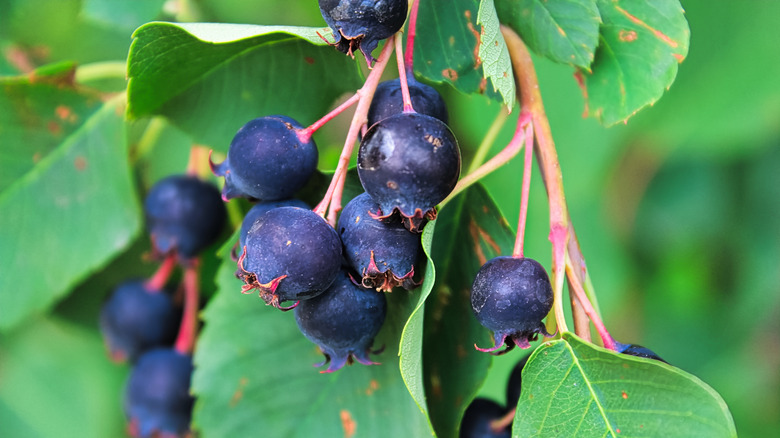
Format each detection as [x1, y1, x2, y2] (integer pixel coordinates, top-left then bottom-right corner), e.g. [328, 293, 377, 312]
[318, 0, 408, 64]
[460, 398, 511, 438]
[471, 256, 553, 355]
[100, 280, 180, 363]
[295, 269, 387, 373]
[144, 175, 226, 260]
[505, 354, 530, 408]
[210, 115, 318, 201]
[367, 78, 449, 127]
[238, 199, 310, 250]
[338, 193, 421, 291]
[358, 112, 461, 232]
[238, 207, 342, 310]
[616, 342, 668, 364]
[124, 349, 194, 438]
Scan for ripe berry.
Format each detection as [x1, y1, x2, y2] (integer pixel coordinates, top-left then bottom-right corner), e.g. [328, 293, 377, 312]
[358, 112, 461, 232]
[367, 78, 449, 127]
[238, 199, 310, 250]
[144, 175, 227, 260]
[505, 354, 530, 408]
[470, 256, 553, 355]
[238, 207, 341, 310]
[318, 0, 408, 64]
[338, 192, 421, 291]
[460, 398, 511, 438]
[100, 280, 180, 363]
[210, 116, 318, 201]
[295, 269, 387, 373]
[616, 342, 668, 363]
[125, 349, 194, 438]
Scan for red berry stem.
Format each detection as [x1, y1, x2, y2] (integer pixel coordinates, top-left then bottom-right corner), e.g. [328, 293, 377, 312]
[174, 260, 200, 354]
[297, 92, 361, 144]
[404, 0, 420, 74]
[512, 120, 535, 258]
[565, 255, 616, 350]
[314, 35, 397, 225]
[394, 32, 415, 113]
[145, 252, 177, 292]
[490, 408, 516, 434]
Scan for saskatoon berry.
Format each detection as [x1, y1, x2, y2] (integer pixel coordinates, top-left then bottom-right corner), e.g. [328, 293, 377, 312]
[367, 78, 449, 127]
[338, 192, 421, 291]
[460, 398, 511, 438]
[100, 280, 180, 363]
[505, 354, 530, 408]
[239, 207, 341, 310]
[295, 269, 387, 373]
[358, 112, 461, 232]
[470, 256, 553, 355]
[125, 349, 194, 438]
[238, 199, 309, 250]
[211, 115, 318, 201]
[318, 0, 408, 64]
[144, 175, 226, 260]
[616, 342, 668, 364]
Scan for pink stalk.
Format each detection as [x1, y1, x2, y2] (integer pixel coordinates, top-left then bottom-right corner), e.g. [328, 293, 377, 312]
[174, 261, 200, 354]
[512, 121, 535, 258]
[297, 92, 361, 143]
[145, 253, 177, 292]
[395, 35, 415, 113]
[566, 260, 616, 350]
[404, 0, 420, 73]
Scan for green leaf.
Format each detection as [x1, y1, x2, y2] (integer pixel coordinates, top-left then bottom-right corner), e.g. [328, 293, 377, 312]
[127, 22, 362, 148]
[0, 316, 128, 438]
[0, 94, 141, 331]
[423, 184, 516, 437]
[193, 230, 433, 437]
[495, 0, 601, 69]
[477, 0, 515, 110]
[582, 0, 690, 125]
[513, 333, 737, 437]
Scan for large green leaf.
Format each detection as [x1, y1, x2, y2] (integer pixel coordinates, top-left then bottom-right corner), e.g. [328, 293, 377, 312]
[0, 94, 141, 331]
[127, 22, 362, 148]
[477, 0, 515, 110]
[583, 0, 690, 125]
[513, 333, 737, 437]
[423, 184, 516, 437]
[495, 0, 601, 69]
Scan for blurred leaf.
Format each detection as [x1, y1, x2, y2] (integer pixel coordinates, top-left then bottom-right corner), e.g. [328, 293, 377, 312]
[0, 95, 141, 331]
[477, 0, 515, 110]
[192, 244, 433, 437]
[513, 333, 737, 437]
[0, 316, 127, 438]
[496, 0, 600, 69]
[127, 22, 362, 148]
[582, 0, 689, 125]
[423, 184, 515, 437]
[82, 0, 166, 32]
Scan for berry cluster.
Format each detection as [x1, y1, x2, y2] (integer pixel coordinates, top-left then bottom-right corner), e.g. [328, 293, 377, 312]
[100, 173, 226, 437]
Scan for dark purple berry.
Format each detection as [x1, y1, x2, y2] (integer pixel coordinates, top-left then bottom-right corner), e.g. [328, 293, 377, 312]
[318, 0, 408, 64]
[295, 269, 387, 373]
[367, 78, 449, 127]
[210, 115, 318, 201]
[338, 193, 421, 291]
[238, 199, 310, 250]
[124, 349, 194, 438]
[144, 175, 227, 260]
[100, 280, 180, 363]
[616, 342, 668, 364]
[238, 207, 342, 310]
[505, 354, 530, 408]
[460, 398, 511, 438]
[471, 256, 553, 355]
[358, 112, 461, 232]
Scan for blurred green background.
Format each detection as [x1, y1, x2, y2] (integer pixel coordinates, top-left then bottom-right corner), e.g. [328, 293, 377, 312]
[1, 0, 778, 437]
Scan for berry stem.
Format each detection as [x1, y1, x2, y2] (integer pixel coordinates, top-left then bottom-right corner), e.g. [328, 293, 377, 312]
[395, 33, 415, 113]
[404, 0, 420, 73]
[297, 92, 361, 143]
[186, 145, 210, 177]
[502, 26, 572, 335]
[565, 253, 616, 350]
[145, 252, 177, 292]
[466, 109, 509, 174]
[490, 408, 516, 433]
[512, 121, 535, 258]
[174, 260, 200, 354]
[314, 35, 397, 224]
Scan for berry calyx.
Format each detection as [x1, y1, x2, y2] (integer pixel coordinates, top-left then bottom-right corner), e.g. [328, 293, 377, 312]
[338, 192, 422, 291]
[471, 256, 554, 355]
[318, 0, 408, 65]
[144, 175, 226, 261]
[294, 269, 387, 373]
[238, 207, 342, 310]
[367, 78, 449, 127]
[358, 112, 461, 232]
[210, 116, 318, 201]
